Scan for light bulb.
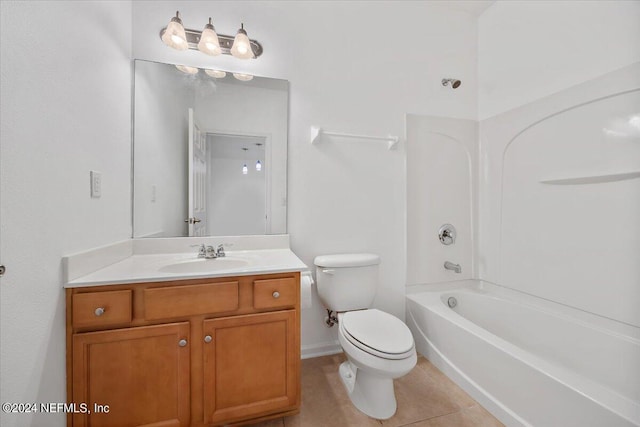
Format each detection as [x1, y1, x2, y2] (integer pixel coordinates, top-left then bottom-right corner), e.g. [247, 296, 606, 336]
[198, 18, 221, 56]
[242, 164, 248, 175]
[233, 73, 254, 82]
[255, 160, 262, 171]
[161, 11, 188, 51]
[175, 65, 199, 75]
[230, 24, 255, 59]
[205, 69, 226, 78]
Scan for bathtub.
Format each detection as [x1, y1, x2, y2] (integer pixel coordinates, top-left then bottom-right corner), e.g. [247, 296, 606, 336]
[406, 280, 640, 427]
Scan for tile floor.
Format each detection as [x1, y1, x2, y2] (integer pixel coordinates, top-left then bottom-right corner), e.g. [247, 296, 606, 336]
[249, 354, 503, 427]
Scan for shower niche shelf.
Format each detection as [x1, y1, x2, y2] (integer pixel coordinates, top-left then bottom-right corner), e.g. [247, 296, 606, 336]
[539, 171, 640, 185]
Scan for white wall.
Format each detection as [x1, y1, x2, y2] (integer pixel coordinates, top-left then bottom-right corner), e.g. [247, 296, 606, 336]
[132, 1, 478, 354]
[478, 0, 640, 119]
[134, 60, 193, 237]
[0, 2, 132, 426]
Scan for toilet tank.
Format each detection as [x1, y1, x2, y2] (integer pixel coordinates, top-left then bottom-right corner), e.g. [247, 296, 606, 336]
[313, 253, 380, 312]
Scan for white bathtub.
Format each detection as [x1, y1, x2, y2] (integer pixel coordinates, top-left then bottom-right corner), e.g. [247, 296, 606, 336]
[406, 280, 640, 427]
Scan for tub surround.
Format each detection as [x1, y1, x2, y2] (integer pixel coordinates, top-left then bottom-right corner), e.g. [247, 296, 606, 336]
[63, 234, 306, 287]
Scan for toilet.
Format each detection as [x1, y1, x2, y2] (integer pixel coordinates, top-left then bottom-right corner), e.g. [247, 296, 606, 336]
[314, 253, 417, 420]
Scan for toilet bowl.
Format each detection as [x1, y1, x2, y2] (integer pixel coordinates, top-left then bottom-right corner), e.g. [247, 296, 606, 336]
[336, 309, 417, 419]
[314, 253, 417, 419]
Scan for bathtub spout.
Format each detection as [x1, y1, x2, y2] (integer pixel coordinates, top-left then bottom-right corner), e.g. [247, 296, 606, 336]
[444, 261, 461, 273]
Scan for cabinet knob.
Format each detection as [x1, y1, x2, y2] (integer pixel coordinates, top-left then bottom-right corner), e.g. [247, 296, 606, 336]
[94, 307, 105, 316]
[204, 335, 212, 343]
[178, 339, 188, 347]
[272, 291, 280, 299]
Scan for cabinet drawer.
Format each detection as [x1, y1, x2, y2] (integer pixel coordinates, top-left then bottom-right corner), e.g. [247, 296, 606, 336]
[254, 277, 298, 309]
[72, 290, 132, 328]
[144, 281, 239, 320]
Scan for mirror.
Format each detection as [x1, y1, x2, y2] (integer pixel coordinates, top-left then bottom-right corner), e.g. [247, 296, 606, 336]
[133, 60, 288, 237]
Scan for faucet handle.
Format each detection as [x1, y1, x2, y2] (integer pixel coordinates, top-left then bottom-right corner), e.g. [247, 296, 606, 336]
[439, 224, 457, 245]
[191, 244, 206, 257]
[216, 244, 226, 257]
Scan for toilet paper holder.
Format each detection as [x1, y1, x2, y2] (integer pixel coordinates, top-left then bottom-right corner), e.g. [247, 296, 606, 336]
[300, 271, 314, 310]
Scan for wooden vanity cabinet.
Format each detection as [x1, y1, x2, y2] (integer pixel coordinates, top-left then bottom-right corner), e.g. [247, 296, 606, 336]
[66, 272, 301, 427]
[71, 322, 191, 427]
[203, 310, 298, 424]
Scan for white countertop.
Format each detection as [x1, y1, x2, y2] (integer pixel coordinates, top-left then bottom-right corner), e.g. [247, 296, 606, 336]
[65, 248, 308, 288]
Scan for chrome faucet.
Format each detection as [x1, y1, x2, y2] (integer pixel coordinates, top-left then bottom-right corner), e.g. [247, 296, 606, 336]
[216, 244, 226, 258]
[193, 244, 218, 259]
[444, 261, 462, 273]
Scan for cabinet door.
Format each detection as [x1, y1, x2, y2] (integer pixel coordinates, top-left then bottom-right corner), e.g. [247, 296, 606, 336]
[203, 310, 299, 424]
[72, 323, 190, 427]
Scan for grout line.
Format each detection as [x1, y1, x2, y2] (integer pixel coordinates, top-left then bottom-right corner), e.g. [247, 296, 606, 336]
[394, 408, 462, 427]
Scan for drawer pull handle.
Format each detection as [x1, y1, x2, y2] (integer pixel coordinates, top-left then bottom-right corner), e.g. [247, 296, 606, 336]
[178, 339, 188, 347]
[94, 307, 105, 316]
[204, 335, 212, 343]
[272, 291, 280, 299]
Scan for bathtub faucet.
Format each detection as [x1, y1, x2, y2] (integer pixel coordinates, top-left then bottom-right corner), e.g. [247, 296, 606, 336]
[444, 261, 462, 273]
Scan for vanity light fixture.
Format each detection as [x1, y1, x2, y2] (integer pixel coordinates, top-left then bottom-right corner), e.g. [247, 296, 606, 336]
[205, 69, 226, 78]
[233, 72, 254, 82]
[230, 23, 255, 59]
[198, 18, 221, 56]
[160, 13, 263, 58]
[175, 64, 199, 75]
[161, 11, 188, 50]
[255, 160, 262, 171]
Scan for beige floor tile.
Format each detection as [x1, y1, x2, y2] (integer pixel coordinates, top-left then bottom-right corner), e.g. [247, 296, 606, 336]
[380, 362, 463, 427]
[245, 418, 285, 427]
[415, 358, 477, 409]
[407, 405, 504, 427]
[284, 354, 381, 427]
[288, 354, 501, 427]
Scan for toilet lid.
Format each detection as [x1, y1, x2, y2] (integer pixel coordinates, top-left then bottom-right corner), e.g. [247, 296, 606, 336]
[341, 309, 414, 356]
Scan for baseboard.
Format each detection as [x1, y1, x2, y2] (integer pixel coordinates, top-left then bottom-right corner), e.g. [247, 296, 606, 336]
[301, 341, 342, 359]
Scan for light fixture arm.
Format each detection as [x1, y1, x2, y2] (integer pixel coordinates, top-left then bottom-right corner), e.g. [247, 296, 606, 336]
[160, 27, 263, 58]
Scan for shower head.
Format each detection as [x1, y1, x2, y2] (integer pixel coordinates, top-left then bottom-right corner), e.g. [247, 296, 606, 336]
[442, 78, 462, 89]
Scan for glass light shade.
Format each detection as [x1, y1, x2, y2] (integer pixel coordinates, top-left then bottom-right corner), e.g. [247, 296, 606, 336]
[205, 69, 226, 78]
[230, 25, 255, 59]
[176, 65, 199, 75]
[198, 19, 221, 56]
[233, 73, 254, 82]
[242, 164, 248, 175]
[161, 12, 188, 51]
[255, 160, 262, 171]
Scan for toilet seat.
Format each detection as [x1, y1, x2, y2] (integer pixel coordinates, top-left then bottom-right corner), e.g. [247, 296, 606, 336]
[340, 309, 415, 360]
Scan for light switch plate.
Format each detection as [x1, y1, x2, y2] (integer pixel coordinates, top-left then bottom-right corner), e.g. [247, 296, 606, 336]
[90, 171, 102, 198]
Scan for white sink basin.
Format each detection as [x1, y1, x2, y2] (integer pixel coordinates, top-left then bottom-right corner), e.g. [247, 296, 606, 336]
[158, 257, 250, 274]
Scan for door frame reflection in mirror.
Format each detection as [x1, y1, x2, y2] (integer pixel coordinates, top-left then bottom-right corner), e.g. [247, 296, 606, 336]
[132, 59, 288, 238]
[203, 129, 272, 235]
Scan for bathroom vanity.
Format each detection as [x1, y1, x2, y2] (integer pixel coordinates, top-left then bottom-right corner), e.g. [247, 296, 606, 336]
[64, 241, 305, 427]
